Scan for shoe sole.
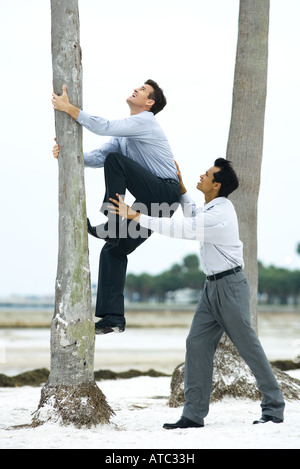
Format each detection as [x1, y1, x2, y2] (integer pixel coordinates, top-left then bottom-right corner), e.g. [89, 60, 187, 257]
[95, 326, 125, 335]
[163, 424, 203, 430]
[253, 418, 283, 424]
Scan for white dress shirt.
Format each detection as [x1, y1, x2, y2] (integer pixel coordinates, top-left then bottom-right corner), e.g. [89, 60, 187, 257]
[139, 192, 244, 276]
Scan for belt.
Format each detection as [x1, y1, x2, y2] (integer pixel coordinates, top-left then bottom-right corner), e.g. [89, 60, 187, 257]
[162, 178, 179, 185]
[206, 266, 242, 282]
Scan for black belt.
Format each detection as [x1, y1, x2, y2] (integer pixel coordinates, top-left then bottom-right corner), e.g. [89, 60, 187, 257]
[206, 266, 242, 282]
[162, 178, 179, 185]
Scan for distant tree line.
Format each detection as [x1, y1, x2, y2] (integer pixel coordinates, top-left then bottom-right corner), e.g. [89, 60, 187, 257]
[125, 255, 205, 303]
[124, 253, 300, 305]
[258, 261, 300, 305]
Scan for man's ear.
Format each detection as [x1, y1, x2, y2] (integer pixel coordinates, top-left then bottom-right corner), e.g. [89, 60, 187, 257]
[214, 181, 221, 193]
[146, 99, 155, 110]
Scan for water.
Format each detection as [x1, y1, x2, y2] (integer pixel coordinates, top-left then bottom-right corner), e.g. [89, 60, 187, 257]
[0, 313, 299, 376]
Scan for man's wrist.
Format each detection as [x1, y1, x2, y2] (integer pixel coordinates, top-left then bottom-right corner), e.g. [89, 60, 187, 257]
[66, 104, 80, 120]
[132, 212, 141, 223]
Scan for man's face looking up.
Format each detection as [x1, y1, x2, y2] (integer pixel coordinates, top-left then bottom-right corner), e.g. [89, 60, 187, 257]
[126, 84, 155, 113]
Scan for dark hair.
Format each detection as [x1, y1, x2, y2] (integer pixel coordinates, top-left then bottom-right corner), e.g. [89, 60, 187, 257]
[144, 79, 167, 115]
[213, 158, 239, 198]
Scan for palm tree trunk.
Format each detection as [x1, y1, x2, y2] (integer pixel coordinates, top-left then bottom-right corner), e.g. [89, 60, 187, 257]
[227, 0, 270, 333]
[32, 0, 113, 427]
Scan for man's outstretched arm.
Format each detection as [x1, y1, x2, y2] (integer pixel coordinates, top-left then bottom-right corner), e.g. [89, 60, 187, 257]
[108, 193, 204, 242]
[52, 85, 80, 120]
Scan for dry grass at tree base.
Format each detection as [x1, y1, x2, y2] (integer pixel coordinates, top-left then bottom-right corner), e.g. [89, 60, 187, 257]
[31, 381, 114, 428]
[168, 339, 300, 408]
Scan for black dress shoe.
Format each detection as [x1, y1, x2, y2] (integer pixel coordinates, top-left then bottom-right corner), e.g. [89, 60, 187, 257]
[95, 316, 126, 335]
[87, 218, 98, 238]
[87, 218, 119, 246]
[253, 414, 283, 425]
[163, 416, 204, 430]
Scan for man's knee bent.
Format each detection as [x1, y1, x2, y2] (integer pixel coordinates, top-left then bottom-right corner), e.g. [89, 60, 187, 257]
[104, 152, 123, 169]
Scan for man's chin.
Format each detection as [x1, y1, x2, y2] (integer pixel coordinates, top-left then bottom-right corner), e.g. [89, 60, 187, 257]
[126, 97, 136, 109]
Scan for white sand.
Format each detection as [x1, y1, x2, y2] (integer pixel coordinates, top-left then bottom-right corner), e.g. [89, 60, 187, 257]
[1, 312, 300, 449]
[0, 372, 300, 449]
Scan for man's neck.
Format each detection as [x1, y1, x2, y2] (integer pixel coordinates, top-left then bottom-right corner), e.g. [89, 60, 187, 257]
[130, 109, 141, 116]
[205, 194, 218, 204]
[130, 108, 146, 116]
[128, 103, 151, 116]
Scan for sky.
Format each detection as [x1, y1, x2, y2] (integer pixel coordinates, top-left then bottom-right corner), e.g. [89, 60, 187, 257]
[0, 0, 300, 297]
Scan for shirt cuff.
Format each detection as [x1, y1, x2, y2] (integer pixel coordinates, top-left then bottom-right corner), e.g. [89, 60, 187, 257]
[76, 109, 88, 124]
[181, 192, 192, 203]
[139, 214, 150, 229]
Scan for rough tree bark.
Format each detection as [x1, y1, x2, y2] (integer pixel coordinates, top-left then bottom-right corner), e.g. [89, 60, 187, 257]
[227, 0, 270, 333]
[32, 0, 113, 427]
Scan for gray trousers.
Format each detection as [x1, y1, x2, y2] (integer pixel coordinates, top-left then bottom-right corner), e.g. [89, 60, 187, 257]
[182, 270, 285, 425]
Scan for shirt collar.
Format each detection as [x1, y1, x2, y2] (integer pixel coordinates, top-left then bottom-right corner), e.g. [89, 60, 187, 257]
[203, 196, 227, 211]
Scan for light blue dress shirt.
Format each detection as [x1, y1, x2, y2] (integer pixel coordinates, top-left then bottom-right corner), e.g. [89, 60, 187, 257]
[139, 192, 244, 275]
[76, 110, 178, 180]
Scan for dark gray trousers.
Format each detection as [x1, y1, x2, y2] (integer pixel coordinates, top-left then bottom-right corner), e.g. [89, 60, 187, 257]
[96, 152, 181, 319]
[182, 270, 285, 425]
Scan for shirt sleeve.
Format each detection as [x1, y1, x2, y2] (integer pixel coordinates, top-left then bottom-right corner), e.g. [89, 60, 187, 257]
[77, 110, 149, 138]
[83, 138, 121, 168]
[180, 192, 197, 217]
[202, 208, 237, 245]
[139, 213, 204, 241]
[139, 199, 236, 245]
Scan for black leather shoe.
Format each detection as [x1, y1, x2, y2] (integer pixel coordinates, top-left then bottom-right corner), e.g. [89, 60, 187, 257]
[87, 218, 98, 238]
[253, 414, 283, 425]
[87, 218, 119, 246]
[163, 417, 204, 430]
[95, 316, 126, 335]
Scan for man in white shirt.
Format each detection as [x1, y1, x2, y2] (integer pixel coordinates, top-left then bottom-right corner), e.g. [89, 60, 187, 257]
[109, 158, 285, 427]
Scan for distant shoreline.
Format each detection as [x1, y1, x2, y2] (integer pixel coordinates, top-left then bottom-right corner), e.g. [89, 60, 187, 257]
[0, 304, 299, 328]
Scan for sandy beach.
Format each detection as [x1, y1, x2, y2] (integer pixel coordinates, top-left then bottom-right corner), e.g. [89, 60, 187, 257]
[1, 309, 300, 449]
[0, 372, 299, 450]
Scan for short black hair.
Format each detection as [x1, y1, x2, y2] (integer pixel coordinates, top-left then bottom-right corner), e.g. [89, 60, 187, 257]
[213, 158, 239, 198]
[144, 79, 167, 115]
